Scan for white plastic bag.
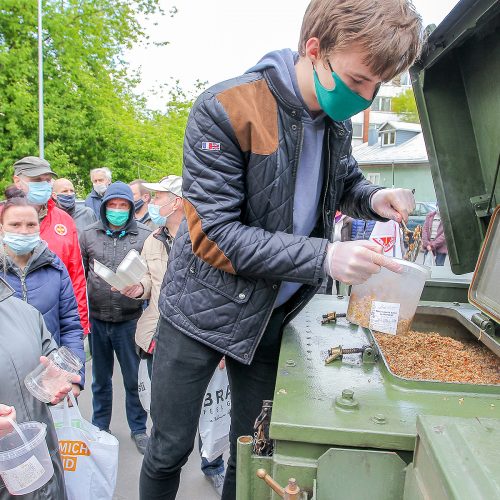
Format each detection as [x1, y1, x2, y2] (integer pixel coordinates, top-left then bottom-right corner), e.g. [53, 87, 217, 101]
[199, 367, 231, 463]
[369, 221, 403, 258]
[423, 251, 435, 267]
[138, 358, 151, 413]
[50, 394, 119, 500]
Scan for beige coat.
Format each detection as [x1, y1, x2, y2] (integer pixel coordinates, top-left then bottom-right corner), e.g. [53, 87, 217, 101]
[135, 228, 171, 352]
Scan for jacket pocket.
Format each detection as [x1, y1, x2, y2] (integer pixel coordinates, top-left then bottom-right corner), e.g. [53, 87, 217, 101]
[175, 257, 255, 336]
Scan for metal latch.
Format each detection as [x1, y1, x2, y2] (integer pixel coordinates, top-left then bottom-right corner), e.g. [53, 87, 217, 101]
[256, 470, 307, 500]
[325, 345, 374, 364]
[253, 400, 274, 456]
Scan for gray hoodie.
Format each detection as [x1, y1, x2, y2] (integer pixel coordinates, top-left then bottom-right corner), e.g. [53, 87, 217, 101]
[0, 278, 67, 499]
[247, 49, 326, 307]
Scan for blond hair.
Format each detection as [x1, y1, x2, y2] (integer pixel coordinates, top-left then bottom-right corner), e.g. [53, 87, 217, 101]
[299, 0, 423, 81]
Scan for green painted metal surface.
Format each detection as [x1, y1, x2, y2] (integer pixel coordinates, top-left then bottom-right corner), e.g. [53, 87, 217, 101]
[270, 295, 500, 452]
[404, 416, 500, 499]
[411, 0, 500, 274]
[316, 448, 406, 500]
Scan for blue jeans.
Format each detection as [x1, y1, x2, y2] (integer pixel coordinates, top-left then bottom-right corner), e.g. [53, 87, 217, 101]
[425, 250, 447, 266]
[146, 354, 224, 476]
[90, 317, 147, 435]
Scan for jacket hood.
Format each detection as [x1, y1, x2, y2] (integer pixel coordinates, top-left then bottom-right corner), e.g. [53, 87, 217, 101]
[99, 181, 135, 231]
[1, 241, 61, 276]
[246, 49, 320, 120]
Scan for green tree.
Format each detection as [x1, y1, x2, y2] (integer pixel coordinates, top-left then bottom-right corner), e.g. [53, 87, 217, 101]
[392, 88, 419, 123]
[0, 0, 191, 196]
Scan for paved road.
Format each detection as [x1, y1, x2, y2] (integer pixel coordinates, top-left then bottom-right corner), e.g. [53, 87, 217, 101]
[79, 360, 222, 500]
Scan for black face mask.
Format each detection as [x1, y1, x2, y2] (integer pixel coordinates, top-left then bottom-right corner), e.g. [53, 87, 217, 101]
[134, 199, 145, 212]
[57, 193, 76, 211]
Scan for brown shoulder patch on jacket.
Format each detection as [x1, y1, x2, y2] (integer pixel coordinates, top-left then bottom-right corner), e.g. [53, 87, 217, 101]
[184, 199, 236, 275]
[217, 79, 278, 156]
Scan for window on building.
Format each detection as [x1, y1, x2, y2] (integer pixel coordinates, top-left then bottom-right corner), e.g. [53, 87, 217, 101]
[372, 96, 392, 112]
[381, 131, 396, 146]
[366, 173, 381, 184]
[352, 123, 363, 138]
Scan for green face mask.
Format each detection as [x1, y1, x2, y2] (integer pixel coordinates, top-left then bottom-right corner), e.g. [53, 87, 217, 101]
[313, 62, 379, 121]
[106, 208, 129, 227]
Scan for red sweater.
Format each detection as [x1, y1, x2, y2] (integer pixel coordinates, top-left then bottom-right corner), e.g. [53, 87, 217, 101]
[40, 199, 90, 334]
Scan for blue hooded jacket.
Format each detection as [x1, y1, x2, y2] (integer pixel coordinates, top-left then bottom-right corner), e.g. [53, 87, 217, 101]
[2, 241, 86, 387]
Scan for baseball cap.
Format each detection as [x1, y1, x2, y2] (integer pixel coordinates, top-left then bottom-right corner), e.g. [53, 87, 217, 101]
[142, 175, 182, 197]
[13, 156, 57, 178]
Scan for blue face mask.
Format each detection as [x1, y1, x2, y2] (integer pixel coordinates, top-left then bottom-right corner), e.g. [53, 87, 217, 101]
[57, 193, 76, 211]
[313, 62, 379, 121]
[2, 232, 41, 255]
[106, 208, 130, 227]
[148, 202, 175, 226]
[25, 181, 53, 205]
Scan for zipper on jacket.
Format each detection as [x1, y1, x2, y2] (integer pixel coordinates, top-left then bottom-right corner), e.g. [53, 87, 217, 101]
[20, 269, 28, 302]
[289, 121, 304, 231]
[322, 127, 335, 242]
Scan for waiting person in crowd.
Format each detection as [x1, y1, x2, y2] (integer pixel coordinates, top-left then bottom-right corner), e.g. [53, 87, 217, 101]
[12, 157, 90, 336]
[119, 176, 226, 494]
[85, 167, 112, 217]
[325, 211, 353, 294]
[422, 204, 448, 266]
[129, 179, 155, 229]
[52, 178, 97, 237]
[79, 182, 151, 454]
[140, 1, 422, 498]
[0, 275, 80, 499]
[351, 218, 376, 240]
[0, 197, 85, 395]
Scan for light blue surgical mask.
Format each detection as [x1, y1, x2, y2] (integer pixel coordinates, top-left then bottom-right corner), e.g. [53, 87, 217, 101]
[25, 180, 53, 205]
[2, 232, 41, 255]
[313, 61, 380, 121]
[148, 201, 175, 226]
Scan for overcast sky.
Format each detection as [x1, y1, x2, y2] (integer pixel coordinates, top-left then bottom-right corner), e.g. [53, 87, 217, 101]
[127, 0, 461, 109]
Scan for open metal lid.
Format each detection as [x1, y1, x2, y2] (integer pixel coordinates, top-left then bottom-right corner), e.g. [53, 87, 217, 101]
[411, 0, 500, 274]
[468, 205, 500, 323]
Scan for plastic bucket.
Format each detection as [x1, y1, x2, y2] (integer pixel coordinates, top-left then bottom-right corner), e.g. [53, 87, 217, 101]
[347, 259, 430, 335]
[24, 347, 82, 404]
[0, 420, 53, 495]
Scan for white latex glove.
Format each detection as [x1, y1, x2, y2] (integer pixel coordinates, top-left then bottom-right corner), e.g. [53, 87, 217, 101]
[324, 240, 402, 285]
[370, 188, 416, 223]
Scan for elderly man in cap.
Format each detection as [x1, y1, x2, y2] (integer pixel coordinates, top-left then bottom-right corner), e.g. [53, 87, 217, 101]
[119, 175, 226, 494]
[52, 178, 97, 237]
[12, 156, 90, 336]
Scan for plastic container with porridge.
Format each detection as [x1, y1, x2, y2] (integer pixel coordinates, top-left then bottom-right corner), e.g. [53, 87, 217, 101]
[347, 259, 430, 335]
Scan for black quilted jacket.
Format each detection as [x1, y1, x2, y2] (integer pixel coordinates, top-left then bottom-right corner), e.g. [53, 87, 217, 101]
[159, 70, 384, 364]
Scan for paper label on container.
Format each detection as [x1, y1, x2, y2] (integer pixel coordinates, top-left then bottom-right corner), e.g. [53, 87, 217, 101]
[369, 301, 400, 335]
[1, 455, 46, 493]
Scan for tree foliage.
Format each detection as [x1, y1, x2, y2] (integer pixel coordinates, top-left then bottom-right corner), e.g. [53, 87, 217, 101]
[391, 88, 419, 124]
[0, 0, 192, 196]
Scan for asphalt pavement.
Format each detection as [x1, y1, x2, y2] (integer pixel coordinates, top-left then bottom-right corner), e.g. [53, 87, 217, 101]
[78, 359, 222, 500]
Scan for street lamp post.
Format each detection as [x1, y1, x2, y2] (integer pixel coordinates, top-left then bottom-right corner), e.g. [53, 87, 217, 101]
[38, 0, 44, 159]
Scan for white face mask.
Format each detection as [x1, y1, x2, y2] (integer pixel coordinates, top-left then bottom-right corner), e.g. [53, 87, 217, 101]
[93, 183, 107, 196]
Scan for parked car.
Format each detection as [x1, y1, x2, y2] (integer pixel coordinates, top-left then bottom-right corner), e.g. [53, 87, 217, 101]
[407, 201, 437, 232]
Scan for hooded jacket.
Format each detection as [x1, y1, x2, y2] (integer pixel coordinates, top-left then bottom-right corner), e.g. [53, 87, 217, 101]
[84, 188, 104, 218]
[79, 182, 152, 322]
[2, 241, 85, 387]
[40, 198, 90, 335]
[159, 49, 384, 364]
[0, 277, 67, 500]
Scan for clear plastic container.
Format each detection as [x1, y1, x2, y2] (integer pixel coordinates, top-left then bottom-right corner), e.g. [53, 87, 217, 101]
[117, 249, 147, 284]
[347, 259, 430, 335]
[24, 347, 82, 404]
[0, 420, 53, 495]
